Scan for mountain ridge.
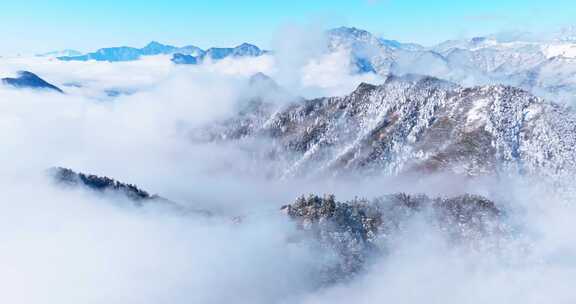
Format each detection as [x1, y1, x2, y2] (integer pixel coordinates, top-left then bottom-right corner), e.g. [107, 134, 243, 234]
[57, 41, 266, 62]
[197, 74, 576, 180]
[327, 26, 576, 105]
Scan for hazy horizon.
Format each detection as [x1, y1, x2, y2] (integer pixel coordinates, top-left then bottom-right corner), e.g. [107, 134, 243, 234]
[2, 0, 576, 56]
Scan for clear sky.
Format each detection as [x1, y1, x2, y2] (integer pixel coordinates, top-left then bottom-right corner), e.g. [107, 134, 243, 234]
[1, 0, 575, 55]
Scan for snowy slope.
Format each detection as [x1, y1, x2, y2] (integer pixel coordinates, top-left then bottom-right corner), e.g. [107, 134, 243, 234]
[199, 74, 576, 180]
[327, 27, 576, 105]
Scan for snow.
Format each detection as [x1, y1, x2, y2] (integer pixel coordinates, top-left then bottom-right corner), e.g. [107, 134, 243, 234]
[206, 74, 576, 184]
[327, 27, 576, 106]
[542, 43, 576, 59]
[465, 98, 489, 131]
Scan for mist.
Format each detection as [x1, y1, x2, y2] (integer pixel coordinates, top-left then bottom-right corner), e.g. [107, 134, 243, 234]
[1, 26, 576, 304]
[0, 47, 385, 303]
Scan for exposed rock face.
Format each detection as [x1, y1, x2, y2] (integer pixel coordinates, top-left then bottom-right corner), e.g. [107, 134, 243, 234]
[282, 193, 504, 282]
[2, 71, 63, 93]
[197, 74, 576, 180]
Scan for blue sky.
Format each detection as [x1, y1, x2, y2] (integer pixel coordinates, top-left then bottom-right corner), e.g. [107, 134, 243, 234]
[1, 0, 575, 55]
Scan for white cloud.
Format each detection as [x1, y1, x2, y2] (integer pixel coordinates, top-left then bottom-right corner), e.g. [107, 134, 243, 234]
[1, 44, 576, 304]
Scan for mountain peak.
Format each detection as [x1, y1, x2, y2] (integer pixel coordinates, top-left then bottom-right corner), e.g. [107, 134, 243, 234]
[144, 41, 167, 48]
[140, 41, 177, 55]
[49, 167, 212, 217]
[2, 71, 63, 93]
[233, 43, 263, 55]
[329, 26, 372, 37]
[248, 72, 281, 91]
[236, 42, 258, 48]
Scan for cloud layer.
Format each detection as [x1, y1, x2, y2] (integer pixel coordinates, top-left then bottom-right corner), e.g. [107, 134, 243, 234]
[1, 41, 576, 304]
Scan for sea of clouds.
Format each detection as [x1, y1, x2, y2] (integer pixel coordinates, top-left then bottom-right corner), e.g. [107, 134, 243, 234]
[1, 31, 576, 303]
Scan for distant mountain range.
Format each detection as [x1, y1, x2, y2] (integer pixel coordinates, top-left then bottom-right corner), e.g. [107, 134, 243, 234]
[56, 41, 204, 62]
[56, 41, 266, 63]
[152, 27, 576, 103]
[41, 26, 576, 104]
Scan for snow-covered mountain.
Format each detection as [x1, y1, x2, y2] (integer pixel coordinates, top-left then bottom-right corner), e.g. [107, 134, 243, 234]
[197, 74, 576, 180]
[326, 27, 576, 105]
[48, 27, 576, 105]
[283, 193, 504, 282]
